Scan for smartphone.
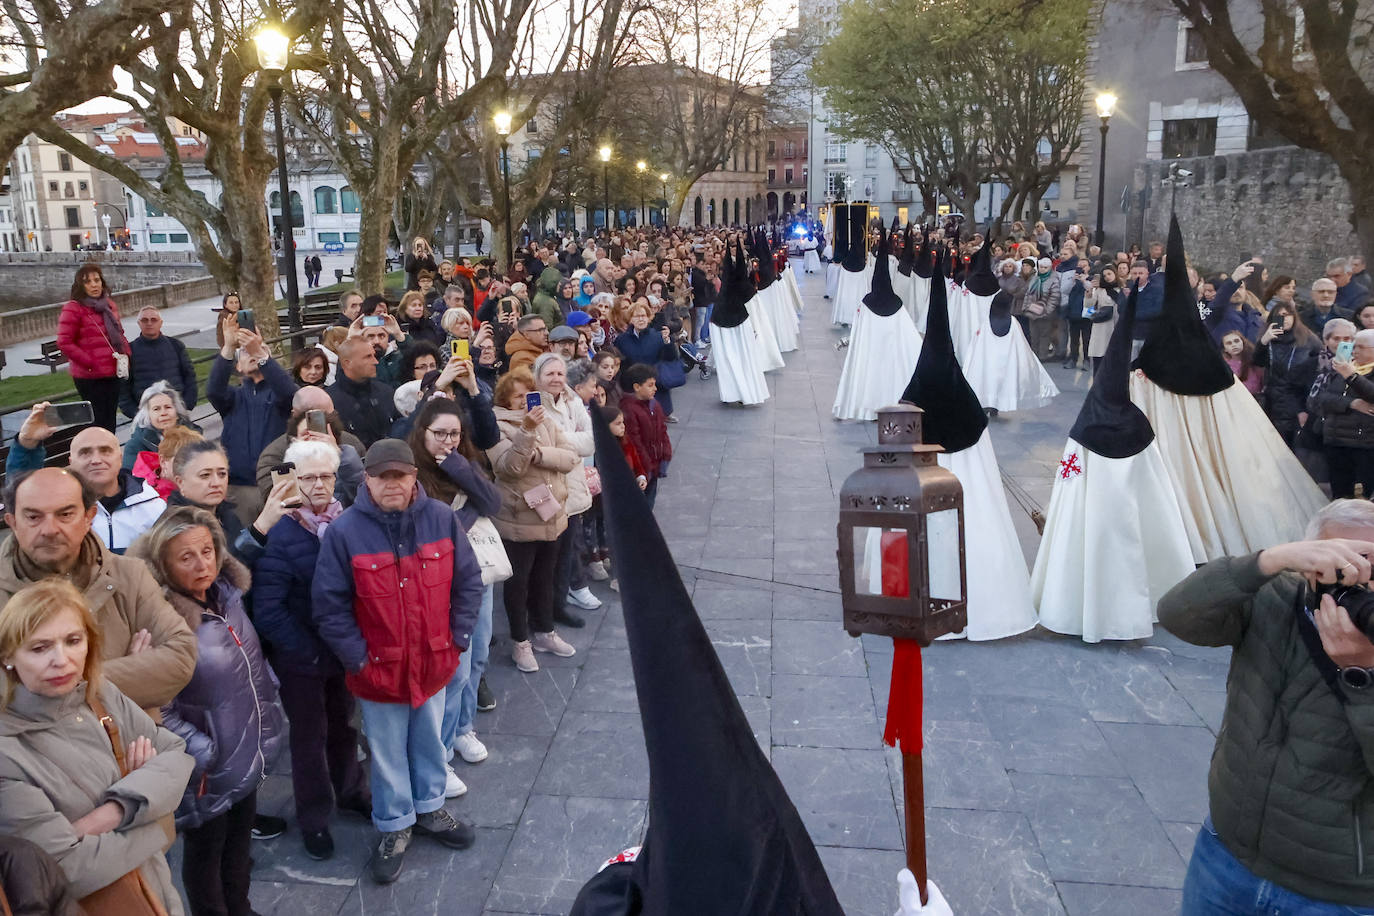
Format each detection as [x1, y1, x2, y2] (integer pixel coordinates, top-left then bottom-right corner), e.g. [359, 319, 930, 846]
[362, 315, 385, 328]
[43, 401, 95, 428]
[525, 391, 542, 411]
[1269, 317, 1284, 329]
[451, 338, 470, 361]
[1337, 341, 1355, 362]
[270, 462, 304, 508]
[305, 409, 328, 434]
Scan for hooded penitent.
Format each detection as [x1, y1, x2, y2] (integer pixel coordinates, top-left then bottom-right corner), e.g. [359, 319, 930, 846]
[568, 411, 845, 916]
[914, 234, 935, 280]
[897, 224, 917, 277]
[710, 239, 753, 330]
[831, 209, 851, 266]
[900, 251, 988, 452]
[1132, 216, 1233, 396]
[987, 290, 1015, 338]
[1070, 284, 1155, 458]
[841, 204, 867, 273]
[963, 242, 999, 298]
[863, 229, 905, 317]
[754, 229, 777, 291]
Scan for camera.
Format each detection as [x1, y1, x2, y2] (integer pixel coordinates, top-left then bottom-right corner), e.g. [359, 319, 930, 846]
[1319, 584, 1374, 639]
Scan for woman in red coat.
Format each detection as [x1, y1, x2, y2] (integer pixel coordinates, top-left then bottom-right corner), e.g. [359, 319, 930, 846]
[56, 263, 131, 431]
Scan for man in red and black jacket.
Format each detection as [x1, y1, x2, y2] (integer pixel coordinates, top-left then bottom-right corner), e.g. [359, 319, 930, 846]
[311, 439, 484, 885]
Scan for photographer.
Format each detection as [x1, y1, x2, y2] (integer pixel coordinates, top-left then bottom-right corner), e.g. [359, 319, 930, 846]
[1158, 499, 1374, 912]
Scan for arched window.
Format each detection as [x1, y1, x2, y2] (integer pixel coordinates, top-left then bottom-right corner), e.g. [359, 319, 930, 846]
[269, 191, 281, 211]
[745, 198, 752, 224]
[288, 191, 303, 224]
[340, 186, 360, 214]
[314, 186, 337, 214]
[733, 198, 740, 225]
[694, 196, 703, 226]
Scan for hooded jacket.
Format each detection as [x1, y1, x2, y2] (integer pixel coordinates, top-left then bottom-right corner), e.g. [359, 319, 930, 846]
[255, 510, 347, 677]
[504, 330, 546, 375]
[125, 549, 284, 830]
[543, 389, 594, 516]
[0, 680, 192, 913]
[0, 534, 197, 716]
[530, 268, 565, 329]
[487, 406, 580, 541]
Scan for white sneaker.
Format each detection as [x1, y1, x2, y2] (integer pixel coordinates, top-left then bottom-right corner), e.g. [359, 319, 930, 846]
[512, 640, 539, 673]
[531, 630, 576, 658]
[586, 560, 610, 581]
[567, 587, 603, 610]
[454, 732, 488, 764]
[444, 764, 467, 798]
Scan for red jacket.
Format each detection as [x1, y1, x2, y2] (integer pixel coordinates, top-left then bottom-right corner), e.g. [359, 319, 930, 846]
[619, 436, 648, 479]
[619, 393, 672, 479]
[57, 298, 130, 379]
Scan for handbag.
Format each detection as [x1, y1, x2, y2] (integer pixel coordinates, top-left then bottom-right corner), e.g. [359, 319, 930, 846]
[584, 465, 602, 497]
[78, 692, 171, 916]
[450, 493, 512, 584]
[656, 350, 687, 389]
[522, 483, 561, 522]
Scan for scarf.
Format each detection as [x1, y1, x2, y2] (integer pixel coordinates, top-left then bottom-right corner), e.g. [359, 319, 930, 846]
[79, 296, 129, 354]
[293, 499, 344, 538]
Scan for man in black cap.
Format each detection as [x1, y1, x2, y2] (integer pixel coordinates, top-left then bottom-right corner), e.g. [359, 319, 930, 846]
[311, 439, 484, 885]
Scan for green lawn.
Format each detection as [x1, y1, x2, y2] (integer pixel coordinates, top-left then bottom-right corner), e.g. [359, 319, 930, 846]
[0, 348, 219, 410]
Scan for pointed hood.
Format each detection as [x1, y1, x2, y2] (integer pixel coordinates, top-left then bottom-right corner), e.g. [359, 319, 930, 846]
[1071, 283, 1156, 458]
[709, 239, 752, 329]
[964, 242, 999, 296]
[988, 289, 1015, 337]
[570, 411, 846, 916]
[897, 224, 917, 277]
[1132, 216, 1233, 396]
[830, 209, 850, 265]
[841, 204, 867, 273]
[914, 233, 935, 279]
[862, 229, 904, 317]
[754, 229, 776, 290]
[900, 251, 987, 452]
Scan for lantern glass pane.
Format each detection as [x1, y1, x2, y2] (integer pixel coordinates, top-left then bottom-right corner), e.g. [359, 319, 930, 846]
[852, 526, 912, 597]
[926, 508, 961, 601]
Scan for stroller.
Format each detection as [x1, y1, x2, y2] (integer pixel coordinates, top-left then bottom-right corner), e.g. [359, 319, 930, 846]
[679, 340, 711, 380]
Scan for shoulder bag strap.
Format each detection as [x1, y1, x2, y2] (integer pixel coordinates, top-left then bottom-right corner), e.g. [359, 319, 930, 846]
[84, 691, 130, 777]
[1295, 584, 1348, 705]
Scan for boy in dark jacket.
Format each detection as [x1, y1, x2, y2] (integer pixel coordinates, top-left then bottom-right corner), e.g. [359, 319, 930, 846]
[618, 363, 671, 508]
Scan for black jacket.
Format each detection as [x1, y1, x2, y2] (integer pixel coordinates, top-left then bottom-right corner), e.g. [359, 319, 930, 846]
[0, 835, 83, 916]
[1253, 338, 1320, 435]
[121, 332, 198, 417]
[1308, 368, 1374, 449]
[327, 373, 398, 448]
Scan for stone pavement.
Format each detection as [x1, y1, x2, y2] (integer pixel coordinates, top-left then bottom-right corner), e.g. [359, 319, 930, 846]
[180, 263, 1230, 915]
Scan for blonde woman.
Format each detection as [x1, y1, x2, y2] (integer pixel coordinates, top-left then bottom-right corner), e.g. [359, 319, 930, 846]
[405, 237, 437, 291]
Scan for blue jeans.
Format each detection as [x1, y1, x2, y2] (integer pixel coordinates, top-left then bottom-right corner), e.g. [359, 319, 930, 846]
[357, 692, 447, 833]
[1183, 818, 1373, 915]
[443, 583, 493, 747]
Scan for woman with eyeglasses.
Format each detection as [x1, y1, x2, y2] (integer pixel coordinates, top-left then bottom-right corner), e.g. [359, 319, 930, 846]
[251, 439, 371, 860]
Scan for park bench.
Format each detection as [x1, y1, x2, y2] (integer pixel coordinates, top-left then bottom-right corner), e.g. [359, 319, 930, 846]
[334, 268, 356, 284]
[24, 341, 67, 373]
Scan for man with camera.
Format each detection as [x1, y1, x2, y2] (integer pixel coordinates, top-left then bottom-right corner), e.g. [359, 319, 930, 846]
[1159, 499, 1374, 913]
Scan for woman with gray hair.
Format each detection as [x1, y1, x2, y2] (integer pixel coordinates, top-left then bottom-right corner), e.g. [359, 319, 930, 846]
[128, 506, 283, 916]
[122, 380, 201, 470]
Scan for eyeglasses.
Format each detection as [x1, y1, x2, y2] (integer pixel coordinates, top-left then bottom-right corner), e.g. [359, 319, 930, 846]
[427, 428, 462, 441]
[298, 473, 336, 486]
[528, 326, 548, 334]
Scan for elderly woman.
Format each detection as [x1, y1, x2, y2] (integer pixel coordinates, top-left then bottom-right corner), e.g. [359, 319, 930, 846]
[534, 354, 599, 628]
[0, 579, 193, 914]
[123, 380, 201, 470]
[253, 440, 370, 860]
[488, 367, 580, 673]
[168, 438, 293, 568]
[130, 507, 282, 916]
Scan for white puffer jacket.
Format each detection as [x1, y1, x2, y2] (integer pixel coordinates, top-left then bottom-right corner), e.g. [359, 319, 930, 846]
[543, 389, 594, 516]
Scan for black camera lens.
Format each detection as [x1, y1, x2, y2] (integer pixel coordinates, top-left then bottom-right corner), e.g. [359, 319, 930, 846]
[1322, 585, 1374, 639]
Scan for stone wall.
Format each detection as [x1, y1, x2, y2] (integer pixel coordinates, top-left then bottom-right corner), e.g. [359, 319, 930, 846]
[1133, 146, 1363, 285]
[0, 275, 222, 347]
[0, 253, 208, 306]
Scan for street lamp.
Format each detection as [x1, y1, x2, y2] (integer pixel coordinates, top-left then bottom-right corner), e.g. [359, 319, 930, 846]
[599, 145, 612, 232]
[1094, 92, 1117, 248]
[493, 111, 514, 272]
[255, 24, 300, 337]
[636, 160, 647, 227]
[659, 172, 669, 227]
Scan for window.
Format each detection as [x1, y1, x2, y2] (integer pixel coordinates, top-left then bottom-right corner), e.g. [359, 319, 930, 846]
[1176, 20, 1209, 70]
[768, 168, 777, 184]
[826, 171, 847, 195]
[58, 153, 72, 171]
[149, 232, 168, 243]
[169, 232, 188, 243]
[863, 175, 877, 198]
[69, 234, 81, 250]
[343, 232, 359, 244]
[864, 145, 878, 168]
[1043, 180, 1061, 200]
[526, 118, 538, 135]
[767, 140, 777, 157]
[145, 200, 165, 218]
[802, 167, 808, 185]
[64, 182, 74, 198]
[317, 231, 341, 244]
[825, 138, 846, 163]
[783, 139, 796, 158]
[78, 181, 88, 192]
[340, 186, 360, 213]
[1162, 118, 1217, 159]
[314, 186, 337, 214]
[526, 146, 542, 159]
[47, 181, 58, 193]
[270, 190, 281, 210]
[785, 167, 794, 185]
[64, 206, 80, 228]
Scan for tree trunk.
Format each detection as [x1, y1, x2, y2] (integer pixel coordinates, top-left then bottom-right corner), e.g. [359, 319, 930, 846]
[352, 132, 404, 295]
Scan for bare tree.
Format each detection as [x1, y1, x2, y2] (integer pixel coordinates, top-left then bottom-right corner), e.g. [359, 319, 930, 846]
[1169, 0, 1374, 253]
[0, 0, 189, 166]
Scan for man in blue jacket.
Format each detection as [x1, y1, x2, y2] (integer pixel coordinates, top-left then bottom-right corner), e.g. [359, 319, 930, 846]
[207, 321, 298, 525]
[311, 439, 484, 886]
[120, 307, 197, 418]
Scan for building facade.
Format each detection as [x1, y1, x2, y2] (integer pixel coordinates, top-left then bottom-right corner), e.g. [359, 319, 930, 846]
[765, 125, 809, 220]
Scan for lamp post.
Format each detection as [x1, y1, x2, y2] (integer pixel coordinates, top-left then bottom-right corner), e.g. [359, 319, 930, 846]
[659, 172, 669, 227]
[599, 145, 612, 233]
[636, 160, 647, 227]
[493, 111, 514, 272]
[1094, 92, 1116, 249]
[255, 25, 301, 338]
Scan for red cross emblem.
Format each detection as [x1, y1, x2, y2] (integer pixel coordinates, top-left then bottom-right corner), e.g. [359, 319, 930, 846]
[1059, 452, 1082, 480]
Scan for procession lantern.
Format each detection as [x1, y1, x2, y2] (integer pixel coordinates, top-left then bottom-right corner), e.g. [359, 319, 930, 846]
[837, 404, 966, 644]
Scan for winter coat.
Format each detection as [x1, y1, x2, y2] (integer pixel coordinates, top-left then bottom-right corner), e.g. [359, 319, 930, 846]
[311, 483, 483, 707]
[543, 390, 594, 516]
[1202, 279, 1265, 344]
[255, 512, 345, 677]
[0, 534, 197, 715]
[1308, 368, 1374, 450]
[486, 406, 579, 542]
[400, 315, 445, 351]
[129, 551, 284, 830]
[428, 451, 502, 532]
[0, 835, 84, 916]
[0, 680, 192, 914]
[504, 331, 545, 375]
[121, 418, 201, 471]
[998, 273, 1027, 316]
[56, 298, 129, 379]
[1130, 273, 1167, 341]
[405, 252, 438, 290]
[256, 431, 367, 503]
[1086, 287, 1122, 360]
[531, 268, 564, 329]
[1158, 553, 1374, 907]
[132, 451, 177, 500]
[614, 326, 677, 373]
[122, 332, 198, 416]
[207, 354, 298, 485]
[1300, 304, 1353, 336]
[620, 393, 672, 480]
[1023, 271, 1061, 320]
[4, 442, 167, 554]
[327, 373, 399, 449]
[1254, 337, 1321, 437]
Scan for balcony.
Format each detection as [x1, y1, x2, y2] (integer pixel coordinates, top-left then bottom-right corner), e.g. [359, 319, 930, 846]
[823, 157, 846, 164]
[891, 189, 913, 203]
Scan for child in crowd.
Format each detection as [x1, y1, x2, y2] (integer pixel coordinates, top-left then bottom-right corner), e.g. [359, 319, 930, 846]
[594, 348, 622, 387]
[1221, 330, 1263, 397]
[618, 363, 672, 508]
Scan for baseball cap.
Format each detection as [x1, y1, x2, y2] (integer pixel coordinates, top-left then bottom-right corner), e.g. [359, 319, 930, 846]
[566, 310, 593, 328]
[364, 439, 417, 476]
[550, 325, 580, 342]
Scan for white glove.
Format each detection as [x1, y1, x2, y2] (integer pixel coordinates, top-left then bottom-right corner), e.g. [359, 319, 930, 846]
[895, 869, 953, 916]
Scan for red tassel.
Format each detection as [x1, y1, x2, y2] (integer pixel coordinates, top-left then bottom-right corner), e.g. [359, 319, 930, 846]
[878, 531, 923, 753]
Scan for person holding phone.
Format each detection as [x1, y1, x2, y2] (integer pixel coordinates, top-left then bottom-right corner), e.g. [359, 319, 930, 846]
[213, 292, 256, 348]
[57, 264, 131, 433]
[1254, 302, 1322, 447]
[405, 237, 437, 291]
[1307, 323, 1374, 497]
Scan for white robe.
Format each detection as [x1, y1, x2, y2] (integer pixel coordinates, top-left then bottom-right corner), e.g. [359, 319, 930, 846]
[830, 261, 872, 326]
[1129, 373, 1327, 562]
[825, 246, 840, 300]
[909, 274, 931, 334]
[947, 281, 980, 364]
[709, 315, 770, 405]
[1032, 440, 1196, 642]
[832, 306, 923, 421]
[756, 282, 799, 353]
[963, 315, 1060, 412]
[745, 285, 787, 372]
[802, 242, 821, 273]
[782, 268, 806, 317]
